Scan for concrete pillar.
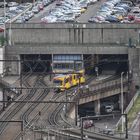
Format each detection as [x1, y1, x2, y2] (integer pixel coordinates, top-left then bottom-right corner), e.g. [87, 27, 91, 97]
[95, 54, 99, 64]
[18, 55, 21, 75]
[68, 106, 75, 119]
[0, 87, 2, 107]
[91, 54, 95, 67]
[119, 93, 127, 111]
[11, 55, 19, 75]
[94, 99, 100, 115]
[0, 47, 4, 75]
[128, 48, 140, 87]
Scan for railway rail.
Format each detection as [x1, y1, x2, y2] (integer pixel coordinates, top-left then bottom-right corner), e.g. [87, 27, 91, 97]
[46, 75, 127, 140]
[0, 74, 127, 140]
[0, 74, 42, 139]
[13, 76, 51, 140]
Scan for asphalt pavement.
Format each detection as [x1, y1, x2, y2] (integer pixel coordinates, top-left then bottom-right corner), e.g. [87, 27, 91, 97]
[29, 0, 103, 23]
[29, 1, 56, 23]
[93, 114, 121, 130]
[76, 1, 103, 23]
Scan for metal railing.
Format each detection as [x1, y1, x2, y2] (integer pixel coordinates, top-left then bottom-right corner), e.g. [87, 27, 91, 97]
[80, 77, 128, 98]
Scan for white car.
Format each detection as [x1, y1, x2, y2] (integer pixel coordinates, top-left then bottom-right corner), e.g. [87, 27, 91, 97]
[15, 16, 26, 23]
[32, 6, 40, 14]
[25, 11, 34, 19]
[105, 105, 114, 113]
[8, 2, 19, 7]
[41, 16, 57, 23]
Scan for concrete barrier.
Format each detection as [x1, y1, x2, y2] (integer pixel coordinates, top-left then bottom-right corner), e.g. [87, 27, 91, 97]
[115, 90, 140, 130]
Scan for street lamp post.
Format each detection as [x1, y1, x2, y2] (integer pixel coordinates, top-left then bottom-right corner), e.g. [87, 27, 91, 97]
[75, 101, 78, 126]
[81, 117, 84, 140]
[4, 0, 6, 39]
[2, 87, 5, 111]
[9, 19, 12, 45]
[121, 72, 124, 132]
[124, 113, 128, 139]
[20, 61, 22, 95]
[95, 67, 99, 79]
[65, 90, 67, 118]
[76, 76, 81, 126]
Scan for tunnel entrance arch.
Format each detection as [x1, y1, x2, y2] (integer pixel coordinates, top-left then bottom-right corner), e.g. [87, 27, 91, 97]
[20, 54, 52, 73]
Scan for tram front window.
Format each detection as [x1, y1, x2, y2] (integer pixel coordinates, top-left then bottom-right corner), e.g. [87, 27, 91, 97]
[53, 80, 62, 86]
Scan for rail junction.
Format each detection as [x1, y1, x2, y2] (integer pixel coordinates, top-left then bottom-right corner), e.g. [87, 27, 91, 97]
[0, 23, 139, 140]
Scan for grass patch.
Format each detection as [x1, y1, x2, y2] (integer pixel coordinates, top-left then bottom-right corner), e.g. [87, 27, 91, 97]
[127, 94, 140, 128]
[0, 36, 6, 46]
[117, 124, 122, 132]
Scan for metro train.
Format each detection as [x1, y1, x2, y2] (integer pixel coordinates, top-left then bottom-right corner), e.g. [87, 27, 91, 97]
[53, 70, 85, 92]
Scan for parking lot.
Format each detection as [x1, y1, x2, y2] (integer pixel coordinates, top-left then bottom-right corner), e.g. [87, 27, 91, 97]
[28, 1, 102, 23]
[0, 0, 102, 24]
[0, 0, 139, 24]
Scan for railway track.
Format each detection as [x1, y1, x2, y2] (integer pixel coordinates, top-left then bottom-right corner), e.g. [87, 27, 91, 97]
[10, 74, 61, 140]
[39, 74, 125, 140]
[12, 76, 73, 140]
[32, 74, 124, 140]
[0, 74, 43, 139]
[0, 74, 125, 140]
[13, 75, 51, 140]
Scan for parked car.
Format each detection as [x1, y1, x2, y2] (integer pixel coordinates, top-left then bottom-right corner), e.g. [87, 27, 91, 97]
[83, 120, 94, 129]
[105, 105, 114, 113]
[6, 12, 16, 19]
[0, 18, 4, 25]
[41, 15, 57, 23]
[134, 15, 140, 23]
[20, 3, 31, 8]
[0, 2, 8, 8]
[42, 0, 50, 6]
[32, 6, 40, 14]
[58, 15, 76, 22]
[25, 11, 34, 19]
[37, 2, 44, 10]
[8, 2, 19, 7]
[15, 16, 26, 23]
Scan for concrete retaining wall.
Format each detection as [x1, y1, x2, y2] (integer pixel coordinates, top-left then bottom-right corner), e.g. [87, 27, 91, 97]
[6, 23, 140, 45]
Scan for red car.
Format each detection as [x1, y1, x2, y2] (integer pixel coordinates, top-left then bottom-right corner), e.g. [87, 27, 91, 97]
[127, 13, 135, 20]
[0, 27, 4, 32]
[83, 120, 94, 129]
[37, 2, 44, 10]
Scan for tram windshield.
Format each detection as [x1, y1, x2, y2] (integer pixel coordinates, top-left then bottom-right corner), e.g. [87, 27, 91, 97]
[53, 80, 62, 85]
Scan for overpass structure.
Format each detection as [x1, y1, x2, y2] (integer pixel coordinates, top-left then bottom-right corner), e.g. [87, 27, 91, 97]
[69, 77, 129, 118]
[3, 23, 140, 88]
[79, 77, 128, 104]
